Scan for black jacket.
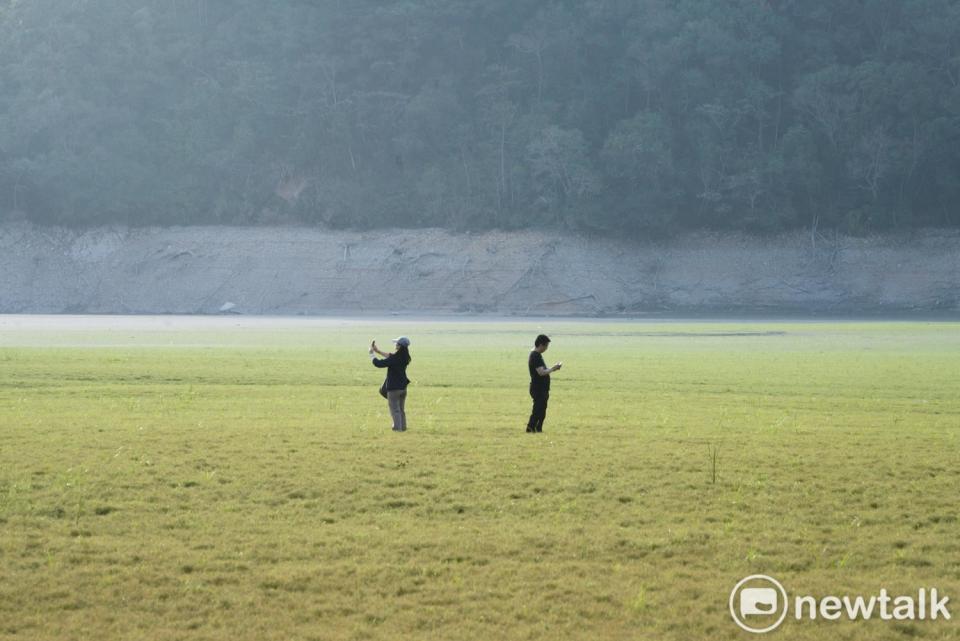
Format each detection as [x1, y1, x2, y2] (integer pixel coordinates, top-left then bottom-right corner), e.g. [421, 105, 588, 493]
[373, 352, 411, 391]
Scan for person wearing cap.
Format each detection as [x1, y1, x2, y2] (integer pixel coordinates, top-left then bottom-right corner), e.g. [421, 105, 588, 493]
[370, 336, 412, 432]
[527, 334, 562, 433]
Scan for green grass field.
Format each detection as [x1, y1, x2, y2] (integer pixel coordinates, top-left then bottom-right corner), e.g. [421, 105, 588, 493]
[1, 317, 959, 641]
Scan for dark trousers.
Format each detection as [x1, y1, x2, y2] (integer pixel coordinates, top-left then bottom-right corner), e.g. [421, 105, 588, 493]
[527, 387, 549, 432]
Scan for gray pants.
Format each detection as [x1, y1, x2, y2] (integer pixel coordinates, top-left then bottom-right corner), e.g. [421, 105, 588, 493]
[387, 389, 407, 431]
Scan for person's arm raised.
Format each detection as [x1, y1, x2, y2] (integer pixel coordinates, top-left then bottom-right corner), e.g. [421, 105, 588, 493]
[372, 353, 394, 368]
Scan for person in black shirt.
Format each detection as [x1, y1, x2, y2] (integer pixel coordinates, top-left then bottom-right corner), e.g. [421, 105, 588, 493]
[527, 334, 562, 433]
[370, 336, 412, 431]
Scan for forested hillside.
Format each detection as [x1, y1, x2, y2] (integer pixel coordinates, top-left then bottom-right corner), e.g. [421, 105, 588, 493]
[1, 1, 958, 235]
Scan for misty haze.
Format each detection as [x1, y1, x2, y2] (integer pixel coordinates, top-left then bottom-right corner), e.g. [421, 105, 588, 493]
[1, 3, 959, 641]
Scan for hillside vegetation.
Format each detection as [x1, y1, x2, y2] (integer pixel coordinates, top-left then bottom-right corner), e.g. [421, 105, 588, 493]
[1, 1, 959, 235]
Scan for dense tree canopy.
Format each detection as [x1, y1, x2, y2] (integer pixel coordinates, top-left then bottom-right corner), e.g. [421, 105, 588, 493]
[1, 0, 959, 235]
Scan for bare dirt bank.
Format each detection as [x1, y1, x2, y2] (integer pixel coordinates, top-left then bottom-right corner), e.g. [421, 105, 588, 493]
[1, 223, 958, 316]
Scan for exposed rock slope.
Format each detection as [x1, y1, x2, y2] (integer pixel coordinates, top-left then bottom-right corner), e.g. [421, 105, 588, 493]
[1, 223, 957, 315]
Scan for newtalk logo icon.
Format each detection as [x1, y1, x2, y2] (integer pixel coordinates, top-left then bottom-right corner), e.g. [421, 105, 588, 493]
[729, 575, 951, 634]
